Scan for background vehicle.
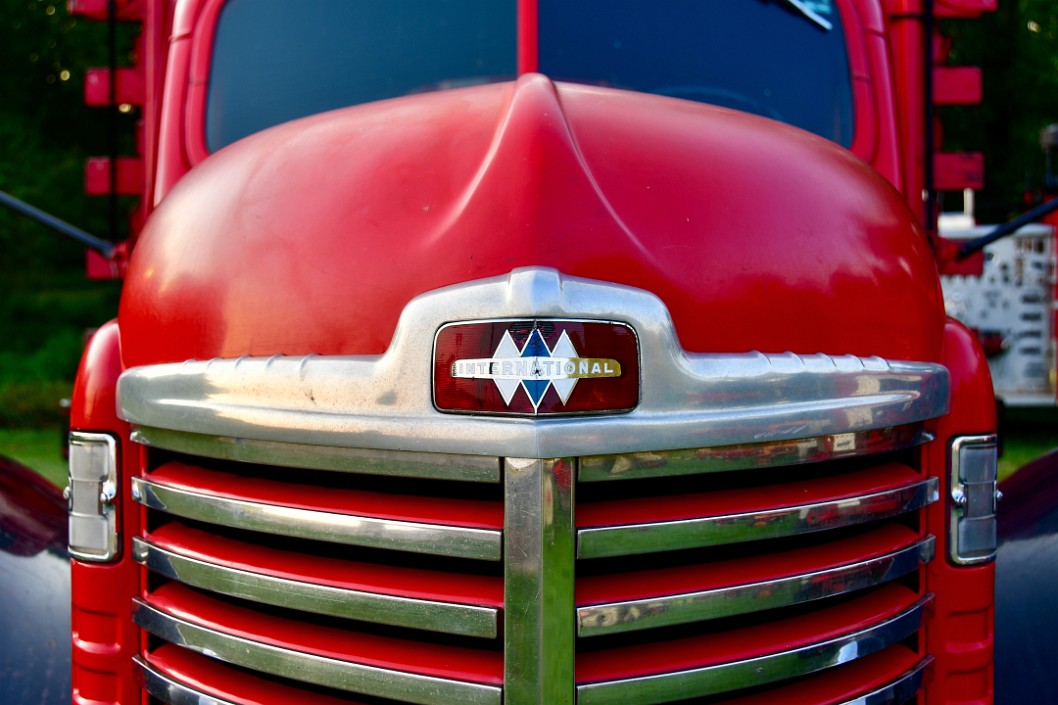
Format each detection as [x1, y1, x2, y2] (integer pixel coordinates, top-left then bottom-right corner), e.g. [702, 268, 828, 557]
[939, 126, 1058, 410]
[941, 215, 1057, 407]
[6, 0, 1024, 703]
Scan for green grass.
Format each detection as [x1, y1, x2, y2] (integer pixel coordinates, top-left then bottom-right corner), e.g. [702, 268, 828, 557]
[0, 275, 118, 486]
[0, 379, 73, 428]
[0, 427, 68, 488]
[999, 407, 1058, 482]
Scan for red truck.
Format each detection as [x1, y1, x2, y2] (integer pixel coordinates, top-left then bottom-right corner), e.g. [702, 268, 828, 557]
[5, 0, 1030, 703]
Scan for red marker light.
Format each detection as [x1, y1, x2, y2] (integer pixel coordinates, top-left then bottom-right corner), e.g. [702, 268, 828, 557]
[433, 320, 640, 416]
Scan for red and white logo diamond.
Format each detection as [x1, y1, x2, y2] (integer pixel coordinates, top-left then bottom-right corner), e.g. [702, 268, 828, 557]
[434, 320, 639, 416]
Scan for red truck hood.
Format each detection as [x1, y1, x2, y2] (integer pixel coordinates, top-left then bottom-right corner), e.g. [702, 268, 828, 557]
[121, 74, 943, 367]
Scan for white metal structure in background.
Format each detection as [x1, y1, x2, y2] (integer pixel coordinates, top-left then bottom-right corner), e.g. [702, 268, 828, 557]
[941, 216, 1057, 406]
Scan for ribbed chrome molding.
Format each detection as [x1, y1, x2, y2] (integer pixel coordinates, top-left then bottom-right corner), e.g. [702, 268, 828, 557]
[577, 477, 940, 559]
[578, 425, 933, 482]
[131, 477, 502, 561]
[578, 537, 935, 636]
[118, 268, 950, 460]
[133, 600, 502, 705]
[575, 596, 931, 705]
[136, 657, 240, 705]
[133, 538, 498, 637]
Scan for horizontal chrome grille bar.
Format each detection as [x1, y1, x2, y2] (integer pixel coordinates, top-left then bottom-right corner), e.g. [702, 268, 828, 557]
[577, 536, 935, 637]
[132, 477, 502, 561]
[137, 657, 241, 705]
[133, 537, 499, 638]
[841, 658, 931, 705]
[136, 623, 934, 705]
[131, 426, 501, 483]
[577, 477, 939, 559]
[575, 596, 931, 705]
[134, 600, 503, 705]
[578, 424, 931, 482]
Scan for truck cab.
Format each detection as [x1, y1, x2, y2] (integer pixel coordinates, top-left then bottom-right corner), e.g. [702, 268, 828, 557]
[61, 2, 999, 704]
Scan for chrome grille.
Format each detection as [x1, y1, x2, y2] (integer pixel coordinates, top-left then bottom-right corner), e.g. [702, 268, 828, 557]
[118, 268, 949, 705]
[128, 422, 937, 705]
[131, 446, 505, 705]
[569, 442, 935, 704]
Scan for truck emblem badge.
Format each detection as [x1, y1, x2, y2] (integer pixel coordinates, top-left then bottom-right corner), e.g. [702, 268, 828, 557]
[433, 320, 639, 415]
[450, 329, 622, 409]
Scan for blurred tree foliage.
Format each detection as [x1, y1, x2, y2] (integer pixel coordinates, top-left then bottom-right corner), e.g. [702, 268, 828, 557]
[0, 0, 134, 284]
[941, 0, 1058, 222]
[0, 0, 126, 417]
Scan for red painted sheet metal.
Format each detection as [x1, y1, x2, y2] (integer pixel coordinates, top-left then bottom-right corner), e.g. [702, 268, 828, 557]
[922, 319, 996, 705]
[576, 523, 920, 605]
[69, 321, 142, 705]
[145, 582, 504, 685]
[145, 645, 370, 705]
[148, 522, 503, 607]
[149, 461, 503, 529]
[123, 75, 943, 368]
[575, 583, 919, 683]
[575, 463, 920, 527]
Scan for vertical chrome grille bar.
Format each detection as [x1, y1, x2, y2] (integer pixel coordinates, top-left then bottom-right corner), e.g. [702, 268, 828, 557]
[504, 457, 576, 705]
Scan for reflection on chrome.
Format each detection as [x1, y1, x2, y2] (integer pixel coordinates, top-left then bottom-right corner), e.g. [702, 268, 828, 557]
[131, 426, 502, 483]
[132, 477, 502, 561]
[579, 424, 931, 482]
[133, 600, 502, 705]
[578, 537, 934, 636]
[137, 657, 241, 705]
[575, 596, 930, 705]
[577, 478, 939, 558]
[133, 538, 499, 638]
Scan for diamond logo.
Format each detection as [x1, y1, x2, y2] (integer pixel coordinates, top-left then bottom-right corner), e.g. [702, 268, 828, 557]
[451, 328, 622, 410]
[435, 319, 639, 415]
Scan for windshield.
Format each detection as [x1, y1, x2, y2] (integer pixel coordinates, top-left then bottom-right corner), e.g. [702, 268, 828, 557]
[205, 0, 854, 152]
[538, 0, 854, 146]
[205, 0, 517, 151]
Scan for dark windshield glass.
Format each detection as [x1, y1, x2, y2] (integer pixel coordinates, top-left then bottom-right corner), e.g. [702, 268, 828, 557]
[206, 0, 517, 151]
[538, 0, 854, 146]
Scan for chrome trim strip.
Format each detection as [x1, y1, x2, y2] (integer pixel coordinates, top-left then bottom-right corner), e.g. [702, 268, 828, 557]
[132, 477, 502, 561]
[136, 657, 241, 705]
[578, 537, 934, 636]
[578, 425, 932, 483]
[836, 658, 932, 705]
[504, 458, 575, 705]
[133, 537, 498, 638]
[577, 478, 939, 559]
[131, 426, 501, 484]
[134, 600, 503, 705]
[575, 596, 931, 705]
[118, 268, 950, 460]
